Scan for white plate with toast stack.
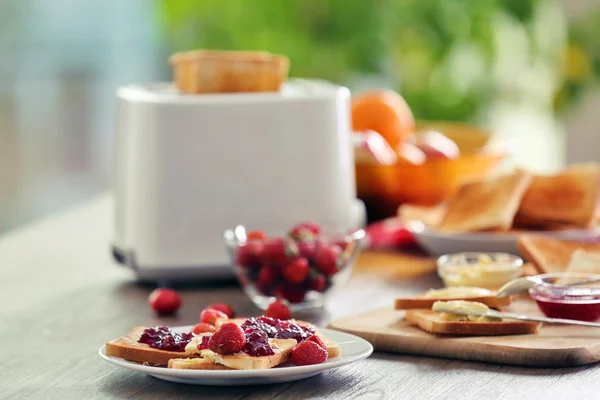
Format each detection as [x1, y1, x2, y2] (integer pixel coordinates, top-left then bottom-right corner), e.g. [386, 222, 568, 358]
[99, 326, 373, 386]
[400, 163, 600, 256]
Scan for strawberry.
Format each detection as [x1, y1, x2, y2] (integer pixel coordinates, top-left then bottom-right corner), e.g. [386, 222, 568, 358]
[207, 303, 235, 318]
[208, 322, 246, 354]
[236, 241, 264, 268]
[148, 288, 182, 315]
[313, 243, 342, 276]
[283, 257, 309, 283]
[257, 265, 278, 286]
[262, 237, 298, 267]
[292, 340, 328, 365]
[199, 308, 228, 325]
[247, 230, 267, 241]
[191, 322, 216, 335]
[264, 299, 292, 320]
[289, 222, 321, 240]
[306, 335, 327, 351]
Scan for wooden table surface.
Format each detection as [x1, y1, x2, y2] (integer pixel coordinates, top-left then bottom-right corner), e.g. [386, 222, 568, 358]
[2, 194, 598, 400]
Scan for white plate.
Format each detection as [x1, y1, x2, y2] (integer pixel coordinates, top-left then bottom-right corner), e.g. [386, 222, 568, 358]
[99, 327, 373, 386]
[408, 221, 600, 256]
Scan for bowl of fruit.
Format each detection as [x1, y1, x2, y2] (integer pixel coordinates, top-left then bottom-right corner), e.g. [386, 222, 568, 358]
[224, 223, 366, 311]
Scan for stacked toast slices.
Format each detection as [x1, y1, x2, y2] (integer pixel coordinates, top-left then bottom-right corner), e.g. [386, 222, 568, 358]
[105, 318, 340, 370]
[395, 290, 541, 336]
[399, 163, 600, 233]
[518, 234, 600, 274]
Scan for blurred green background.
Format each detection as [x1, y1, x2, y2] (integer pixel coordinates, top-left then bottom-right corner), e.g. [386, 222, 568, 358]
[158, 0, 599, 122]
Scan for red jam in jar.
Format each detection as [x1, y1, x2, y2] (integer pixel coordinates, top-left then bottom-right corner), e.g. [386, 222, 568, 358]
[529, 274, 600, 322]
[531, 294, 600, 322]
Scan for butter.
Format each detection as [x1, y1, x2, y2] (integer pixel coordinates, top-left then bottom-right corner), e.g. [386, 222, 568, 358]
[423, 286, 493, 299]
[432, 300, 501, 322]
[439, 253, 521, 290]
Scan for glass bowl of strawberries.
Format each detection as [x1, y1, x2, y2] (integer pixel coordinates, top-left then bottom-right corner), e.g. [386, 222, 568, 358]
[224, 223, 365, 311]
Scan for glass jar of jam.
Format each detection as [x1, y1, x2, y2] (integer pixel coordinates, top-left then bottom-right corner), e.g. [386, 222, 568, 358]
[528, 273, 600, 322]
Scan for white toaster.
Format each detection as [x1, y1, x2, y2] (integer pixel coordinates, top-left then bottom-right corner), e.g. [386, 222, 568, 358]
[111, 79, 366, 281]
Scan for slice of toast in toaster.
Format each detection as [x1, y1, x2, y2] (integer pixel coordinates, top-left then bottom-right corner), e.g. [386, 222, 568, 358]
[438, 170, 532, 233]
[405, 309, 541, 336]
[515, 163, 600, 229]
[105, 327, 200, 366]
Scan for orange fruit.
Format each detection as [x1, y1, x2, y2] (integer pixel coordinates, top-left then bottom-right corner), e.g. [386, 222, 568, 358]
[351, 90, 415, 149]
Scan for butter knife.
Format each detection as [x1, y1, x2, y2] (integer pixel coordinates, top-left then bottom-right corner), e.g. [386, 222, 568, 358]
[432, 304, 600, 328]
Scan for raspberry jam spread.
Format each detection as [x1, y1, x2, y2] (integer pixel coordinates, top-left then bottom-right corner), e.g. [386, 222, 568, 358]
[197, 336, 211, 351]
[137, 326, 193, 352]
[531, 294, 600, 322]
[240, 317, 316, 357]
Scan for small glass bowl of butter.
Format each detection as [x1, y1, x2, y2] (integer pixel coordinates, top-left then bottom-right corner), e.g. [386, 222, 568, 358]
[437, 252, 523, 290]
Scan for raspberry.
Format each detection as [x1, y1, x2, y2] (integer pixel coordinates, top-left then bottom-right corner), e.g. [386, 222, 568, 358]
[276, 284, 306, 303]
[289, 223, 321, 240]
[247, 230, 268, 241]
[148, 288, 182, 315]
[264, 299, 292, 320]
[310, 274, 327, 292]
[257, 265, 278, 286]
[297, 240, 316, 259]
[208, 322, 246, 355]
[263, 237, 298, 267]
[283, 257, 309, 283]
[306, 335, 327, 351]
[200, 308, 229, 325]
[236, 241, 264, 268]
[207, 303, 235, 318]
[191, 322, 216, 335]
[292, 340, 328, 366]
[313, 243, 341, 276]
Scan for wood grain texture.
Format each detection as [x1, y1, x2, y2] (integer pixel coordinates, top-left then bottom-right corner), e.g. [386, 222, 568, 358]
[329, 299, 600, 367]
[1, 194, 600, 400]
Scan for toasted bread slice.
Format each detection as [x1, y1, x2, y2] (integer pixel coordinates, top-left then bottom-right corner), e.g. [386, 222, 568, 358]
[197, 338, 297, 370]
[395, 293, 511, 310]
[518, 234, 600, 273]
[105, 327, 199, 366]
[167, 358, 231, 370]
[398, 203, 447, 227]
[438, 170, 532, 233]
[405, 309, 541, 336]
[216, 318, 341, 358]
[515, 163, 600, 229]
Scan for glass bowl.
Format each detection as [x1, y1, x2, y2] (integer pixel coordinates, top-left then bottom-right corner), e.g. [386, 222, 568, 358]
[528, 272, 600, 322]
[224, 225, 365, 311]
[436, 252, 523, 290]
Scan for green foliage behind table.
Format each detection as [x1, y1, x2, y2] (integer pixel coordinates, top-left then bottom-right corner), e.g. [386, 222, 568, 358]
[158, 0, 596, 122]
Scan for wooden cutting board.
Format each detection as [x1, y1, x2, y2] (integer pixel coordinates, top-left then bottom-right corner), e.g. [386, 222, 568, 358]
[328, 297, 600, 367]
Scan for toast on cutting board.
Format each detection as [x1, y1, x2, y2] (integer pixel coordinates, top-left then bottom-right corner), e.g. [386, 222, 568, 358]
[518, 234, 600, 274]
[514, 163, 600, 229]
[394, 288, 511, 310]
[438, 170, 532, 233]
[405, 309, 542, 336]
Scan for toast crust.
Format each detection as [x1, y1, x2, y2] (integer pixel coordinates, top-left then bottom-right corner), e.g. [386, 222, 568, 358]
[395, 295, 511, 310]
[105, 327, 198, 366]
[405, 309, 541, 336]
[439, 170, 532, 233]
